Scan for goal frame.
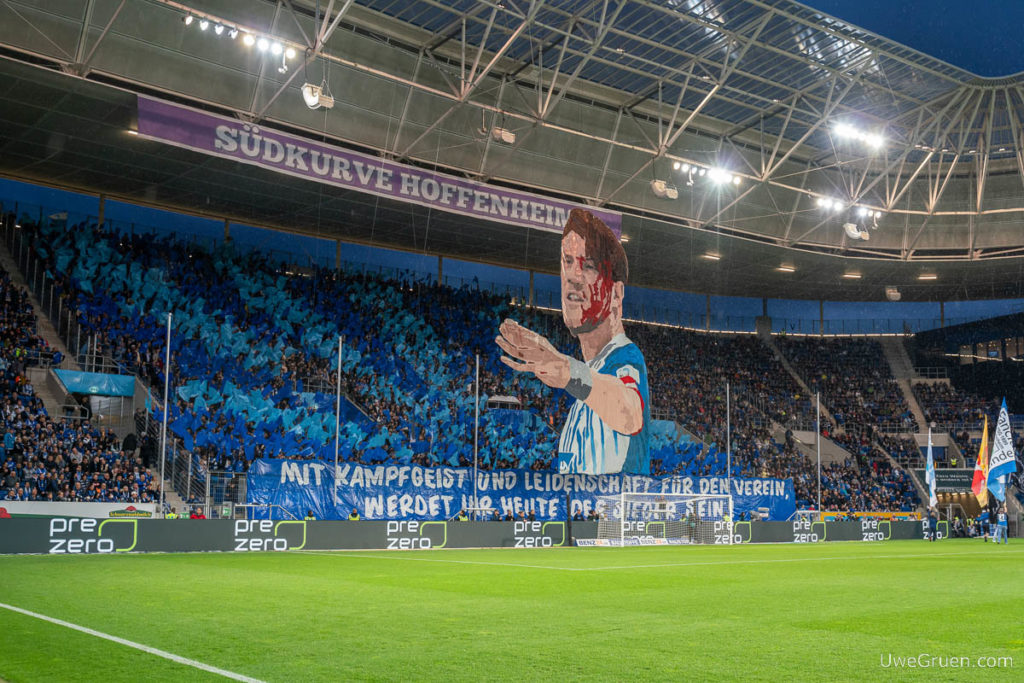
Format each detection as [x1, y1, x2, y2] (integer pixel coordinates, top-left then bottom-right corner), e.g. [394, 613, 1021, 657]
[597, 492, 735, 546]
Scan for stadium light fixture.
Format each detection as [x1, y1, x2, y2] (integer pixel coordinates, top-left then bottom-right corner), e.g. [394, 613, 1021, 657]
[199, 19, 209, 31]
[183, 14, 193, 26]
[833, 122, 885, 149]
[271, 42, 283, 56]
[229, 28, 239, 39]
[242, 33, 255, 46]
[301, 83, 335, 109]
[285, 47, 296, 60]
[214, 24, 224, 35]
[649, 179, 678, 200]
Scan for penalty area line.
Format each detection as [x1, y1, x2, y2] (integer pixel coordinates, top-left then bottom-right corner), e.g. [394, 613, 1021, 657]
[0, 601, 264, 683]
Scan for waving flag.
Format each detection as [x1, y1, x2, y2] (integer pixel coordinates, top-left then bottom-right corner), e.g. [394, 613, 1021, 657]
[971, 417, 989, 507]
[988, 398, 1018, 482]
[925, 429, 937, 508]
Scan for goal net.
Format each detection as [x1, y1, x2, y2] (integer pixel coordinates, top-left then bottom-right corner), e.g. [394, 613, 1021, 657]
[595, 493, 734, 546]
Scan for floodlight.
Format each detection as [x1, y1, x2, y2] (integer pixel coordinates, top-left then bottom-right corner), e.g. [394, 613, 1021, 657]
[199, 20, 209, 31]
[214, 24, 224, 35]
[649, 179, 678, 200]
[257, 38, 269, 51]
[301, 83, 335, 109]
[242, 33, 255, 46]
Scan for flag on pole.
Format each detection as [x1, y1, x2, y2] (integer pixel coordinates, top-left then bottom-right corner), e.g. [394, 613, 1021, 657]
[988, 398, 1018, 481]
[925, 429, 937, 508]
[971, 416, 989, 507]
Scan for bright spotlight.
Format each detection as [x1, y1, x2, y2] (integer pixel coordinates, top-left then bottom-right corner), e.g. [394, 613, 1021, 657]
[707, 168, 730, 184]
[257, 38, 269, 51]
[229, 28, 239, 39]
[214, 24, 224, 35]
[183, 15, 193, 26]
[285, 47, 296, 60]
[732, 175, 741, 186]
[271, 42, 283, 56]
[199, 19, 209, 31]
[673, 161, 681, 171]
[856, 206, 868, 217]
[864, 134, 884, 148]
[680, 163, 691, 174]
[242, 33, 255, 46]
[833, 123, 856, 138]
[816, 197, 828, 208]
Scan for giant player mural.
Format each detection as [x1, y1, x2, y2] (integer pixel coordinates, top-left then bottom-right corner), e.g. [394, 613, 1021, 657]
[496, 208, 650, 475]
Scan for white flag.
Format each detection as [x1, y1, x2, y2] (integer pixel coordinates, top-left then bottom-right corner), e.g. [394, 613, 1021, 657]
[925, 429, 937, 508]
[989, 398, 1017, 480]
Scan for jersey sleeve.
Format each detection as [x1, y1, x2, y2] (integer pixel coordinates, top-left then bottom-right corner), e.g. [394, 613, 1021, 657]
[600, 344, 649, 435]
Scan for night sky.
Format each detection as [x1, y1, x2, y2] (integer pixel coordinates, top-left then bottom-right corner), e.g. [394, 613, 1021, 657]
[802, 0, 1024, 77]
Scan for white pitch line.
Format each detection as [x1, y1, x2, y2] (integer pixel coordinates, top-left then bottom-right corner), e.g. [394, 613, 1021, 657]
[295, 547, 1024, 572]
[0, 601, 264, 683]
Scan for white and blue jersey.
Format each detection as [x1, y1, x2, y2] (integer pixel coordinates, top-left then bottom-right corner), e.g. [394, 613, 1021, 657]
[557, 333, 650, 475]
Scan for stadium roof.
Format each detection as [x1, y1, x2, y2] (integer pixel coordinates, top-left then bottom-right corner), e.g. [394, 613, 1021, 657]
[2, 0, 1024, 301]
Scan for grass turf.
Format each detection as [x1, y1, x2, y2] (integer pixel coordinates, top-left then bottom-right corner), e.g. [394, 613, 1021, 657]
[0, 539, 1021, 682]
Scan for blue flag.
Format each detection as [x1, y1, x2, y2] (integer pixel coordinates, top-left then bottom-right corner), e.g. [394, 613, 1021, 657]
[925, 429, 937, 508]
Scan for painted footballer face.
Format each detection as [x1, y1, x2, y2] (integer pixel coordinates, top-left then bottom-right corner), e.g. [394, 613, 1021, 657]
[561, 231, 613, 336]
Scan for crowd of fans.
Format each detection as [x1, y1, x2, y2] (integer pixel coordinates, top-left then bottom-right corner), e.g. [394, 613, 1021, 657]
[2, 213, 929, 513]
[912, 381, 998, 427]
[778, 337, 918, 443]
[0, 268, 156, 503]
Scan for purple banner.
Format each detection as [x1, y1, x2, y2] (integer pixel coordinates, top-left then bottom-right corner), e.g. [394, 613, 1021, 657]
[136, 96, 621, 235]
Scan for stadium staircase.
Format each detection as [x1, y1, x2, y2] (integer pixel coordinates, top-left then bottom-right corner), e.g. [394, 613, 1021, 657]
[0, 238, 79, 372]
[757, 331, 835, 428]
[0, 238, 84, 419]
[879, 338, 929, 431]
[776, 426, 851, 464]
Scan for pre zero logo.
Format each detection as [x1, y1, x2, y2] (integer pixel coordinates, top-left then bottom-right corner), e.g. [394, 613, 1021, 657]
[48, 518, 138, 554]
[385, 521, 447, 549]
[513, 521, 566, 547]
[233, 519, 307, 551]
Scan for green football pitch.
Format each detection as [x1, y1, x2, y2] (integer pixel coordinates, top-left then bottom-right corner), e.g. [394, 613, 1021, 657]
[0, 539, 1021, 682]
